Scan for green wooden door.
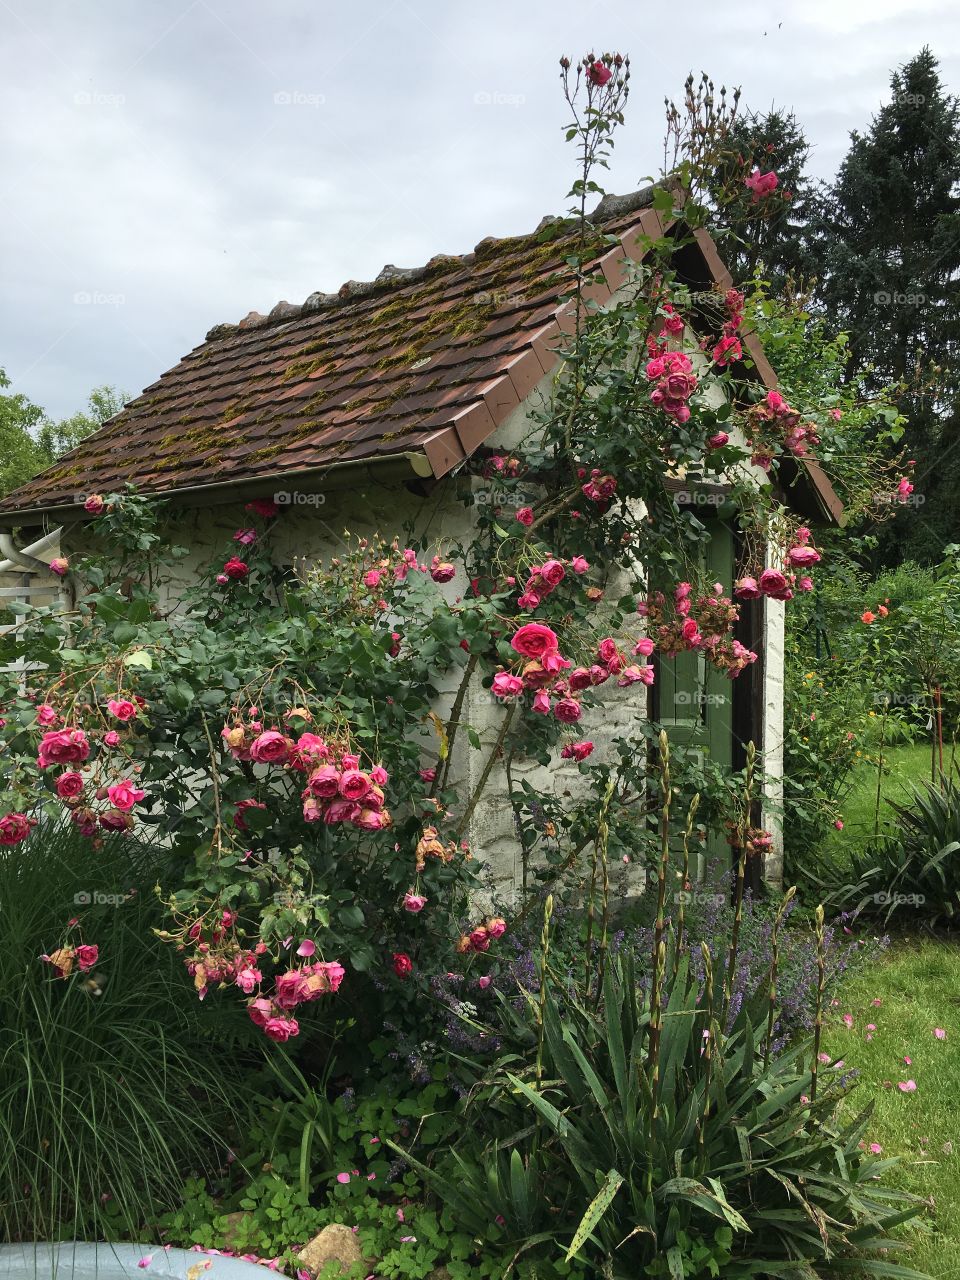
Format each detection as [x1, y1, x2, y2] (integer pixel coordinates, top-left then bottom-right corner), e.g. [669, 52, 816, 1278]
[655, 519, 736, 862]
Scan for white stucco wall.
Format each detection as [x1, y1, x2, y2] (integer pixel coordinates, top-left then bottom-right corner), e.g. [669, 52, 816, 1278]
[36, 354, 787, 896]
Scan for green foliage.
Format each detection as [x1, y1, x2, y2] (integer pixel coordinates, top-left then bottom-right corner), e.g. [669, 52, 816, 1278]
[821, 774, 960, 927]
[36, 384, 126, 461]
[817, 47, 960, 565]
[0, 367, 47, 496]
[0, 821, 250, 1241]
[402, 951, 926, 1278]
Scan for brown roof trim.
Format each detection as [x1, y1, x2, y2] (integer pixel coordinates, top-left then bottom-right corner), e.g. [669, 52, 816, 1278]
[692, 227, 844, 526]
[417, 207, 675, 481]
[0, 452, 433, 529]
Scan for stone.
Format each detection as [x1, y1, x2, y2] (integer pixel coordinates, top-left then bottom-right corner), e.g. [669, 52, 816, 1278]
[297, 1223, 366, 1277]
[220, 1210, 255, 1249]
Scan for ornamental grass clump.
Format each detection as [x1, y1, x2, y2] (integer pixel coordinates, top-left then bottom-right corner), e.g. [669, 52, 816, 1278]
[0, 822, 250, 1241]
[399, 737, 929, 1280]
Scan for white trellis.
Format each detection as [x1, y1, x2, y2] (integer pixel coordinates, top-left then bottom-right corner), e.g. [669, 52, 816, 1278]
[0, 529, 68, 680]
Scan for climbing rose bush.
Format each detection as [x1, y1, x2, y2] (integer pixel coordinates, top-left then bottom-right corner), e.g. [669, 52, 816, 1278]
[0, 58, 897, 1041]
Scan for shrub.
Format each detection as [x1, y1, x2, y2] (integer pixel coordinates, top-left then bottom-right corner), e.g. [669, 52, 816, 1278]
[407, 934, 927, 1279]
[821, 774, 960, 927]
[0, 822, 251, 1240]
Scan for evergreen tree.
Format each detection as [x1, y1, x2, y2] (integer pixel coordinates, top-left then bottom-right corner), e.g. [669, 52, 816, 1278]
[711, 108, 820, 291]
[818, 48, 960, 563]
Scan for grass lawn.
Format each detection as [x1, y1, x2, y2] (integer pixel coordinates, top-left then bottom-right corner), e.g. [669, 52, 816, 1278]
[824, 743, 939, 860]
[823, 938, 960, 1279]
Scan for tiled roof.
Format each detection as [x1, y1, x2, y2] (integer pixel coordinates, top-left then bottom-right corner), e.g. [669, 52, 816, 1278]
[0, 188, 842, 524]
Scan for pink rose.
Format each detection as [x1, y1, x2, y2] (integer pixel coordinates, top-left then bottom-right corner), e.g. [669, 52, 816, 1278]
[759, 568, 791, 600]
[681, 618, 701, 645]
[38, 728, 90, 768]
[645, 357, 666, 380]
[486, 917, 507, 939]
[469, 928, 491, 952]
[745, 168, 779, 200]
[56, 771, 85, 799]
[339, 769, 372, 802]
[274, 970, 308, 1009]
[103, 730, 121, 747]
[787, 545, 821, 568]
[302, 796, 323, 822]
[0, 812, 34, 845]
[75, 944, 99, 972]
[419, 767, 436, 783]
[403, 891, 428, 912]
[560, 741, 594, 762]
[83, 494, 105, 514]
[49, 557, 69, 577]
[370, 764, 389, 786]
[354, 807, 388, 831]
[250, 731, 292, 764]
[707, 432, 729, 449]
[364, 569, 382, 588]
[511, 622, 560, 660]
[766, 390, 786, 413]
[234, 528, 257, 546]
[597, 637, 619, 664]
[540, 559, 565, 588]
[618, 664, 654, 686]
[323, 798, 361, 824]
[107, 780, 145, 812]
[516, 507, 534, 526]
[797, 576, 814, 592]
[235, 968, 260, 994]
[477, 975, 492, 990]
[570, 555, 589, 574]
[586, 59, 612, 87]
[492, 671, 524, 700]
[307, 764, 341, 798]
[309, 960, 345, 993]
[734, 577, 761, 601]
[36, 704, 58, 726]
[264, 1016, 299, 1042]
[223, 556, 249, 580]
[99, 808, 133, 832]
[532, 690, 552, 715]
[107, 698, 138, 722]
[247, 997, 273, 1028]
[633, 636, 654, 657]
[294, 732, 328, 763]
[554, 698, 582, 724]
[569, 667, 592, 691]
[431, 561, 456, 583]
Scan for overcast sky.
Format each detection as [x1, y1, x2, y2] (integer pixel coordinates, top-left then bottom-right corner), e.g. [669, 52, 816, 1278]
[2, 0, 958, 421]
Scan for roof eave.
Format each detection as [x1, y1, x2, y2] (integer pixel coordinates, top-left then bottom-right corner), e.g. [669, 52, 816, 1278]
[0, 450, 435, 529]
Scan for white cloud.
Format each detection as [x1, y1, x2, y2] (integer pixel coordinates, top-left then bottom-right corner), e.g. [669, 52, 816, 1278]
[0, 0, 957, 418]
